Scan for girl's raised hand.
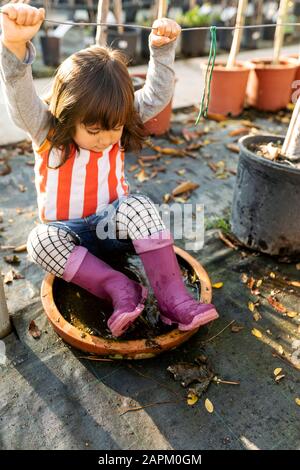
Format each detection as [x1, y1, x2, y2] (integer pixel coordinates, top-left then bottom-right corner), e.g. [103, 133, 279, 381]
[150, 18, 181, 48]
[1, 2, 45, 45]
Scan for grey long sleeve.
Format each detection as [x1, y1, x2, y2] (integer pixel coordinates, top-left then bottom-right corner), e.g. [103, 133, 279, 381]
[0, 38, 177, 148]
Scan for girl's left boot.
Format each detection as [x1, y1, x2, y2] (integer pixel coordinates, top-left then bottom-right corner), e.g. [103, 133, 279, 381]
[133, 230, 219, 331]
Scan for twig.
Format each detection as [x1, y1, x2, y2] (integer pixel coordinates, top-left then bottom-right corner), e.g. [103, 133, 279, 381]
[213, 377, 240, 385]
[77, 355, 114, 362]
[218, 230, 238, 250]
[119, 400, 181, 416]
[204, 320, 236, 343]
[272, 352, 300, 372]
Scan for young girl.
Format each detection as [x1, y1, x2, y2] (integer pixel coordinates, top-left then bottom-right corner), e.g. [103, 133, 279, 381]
[0, 3, 218, 337]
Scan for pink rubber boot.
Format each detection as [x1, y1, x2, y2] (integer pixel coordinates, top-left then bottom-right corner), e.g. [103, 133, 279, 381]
[133, 230, 219, 331]
[62, 246, 147, 337]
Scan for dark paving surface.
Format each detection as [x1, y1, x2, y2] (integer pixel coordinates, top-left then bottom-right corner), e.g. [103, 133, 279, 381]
[0, 108, 299, 450]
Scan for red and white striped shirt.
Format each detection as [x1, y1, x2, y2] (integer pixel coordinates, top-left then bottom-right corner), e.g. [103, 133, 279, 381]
[33, 138, 129, 222]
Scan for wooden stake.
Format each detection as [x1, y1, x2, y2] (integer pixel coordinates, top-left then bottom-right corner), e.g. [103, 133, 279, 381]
[282, 96, 300, 159]
[273, 0, 289, 65]
[0, 275, 11, 339]
[96, 0, 109, 46]
[226, 0, 248, 69]
[113, 0, 124, 34]
[157, 0, 168, 19]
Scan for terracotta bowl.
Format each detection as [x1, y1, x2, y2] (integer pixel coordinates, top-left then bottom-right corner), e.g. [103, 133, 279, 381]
[41, 246, 213, 360]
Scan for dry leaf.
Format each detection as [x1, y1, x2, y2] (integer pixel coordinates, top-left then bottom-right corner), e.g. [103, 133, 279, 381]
[212, 282, 223, 289]
[205, 398, 214, 413]
[163, 193, 171, 203]
[182, 128, 199, 142]
[253, 311, 262, 322]
[0, 160, 11, 176]
[269, 272, 276, 279]
[295, 398, 300, 406]
[287, 280, 300, 288]
[13, 244, 27, 253]
[3, 269, 24, 284]
[275, 374, 285, 382]
[278, 345, 284, 355]
[4, 255, 20, 265]
[273, 368, 282, 376]
[187, 392, 199, 406]
[28, 320, 41, 339]
[287, 311, 298, 318]
[134, 169, 149, 183]
[296, 263, 300, 271]
[256, 279, 263, 287]
[248, 301, 255, 312]
[128, 164, 139, 173]
[241, 273, 248, 284]
[229, 127, 249, 137]
[226, 143, 240, 154]
[207, 113, 227, 122]
[252, 328, 262, 338]
[172, 181, 199, 197]
[231, 324, 244, 333]
[176, 169, 186, 176]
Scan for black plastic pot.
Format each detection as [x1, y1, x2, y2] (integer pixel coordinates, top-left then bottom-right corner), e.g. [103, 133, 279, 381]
[181, 28, 208, 57]
[262, 20, 275, 41]
[40, 35, 61, 67]
[231, 135, 300, 257]
[107, 27, 139, 61]
[217, 28, 233, 51]
[241, 27, 261, 49]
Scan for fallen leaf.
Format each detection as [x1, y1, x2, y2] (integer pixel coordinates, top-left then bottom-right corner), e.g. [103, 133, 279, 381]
[287, 311, 298, 318]
[253, 311, 262, 322]
[176, 169, 186, 176]
[186, 142, 204, 151]
[252, 328, 262, 338]
[134, 169, 149, 183]
[212, 282, 223, 289]
[229, 127, 249, 137]
[4, 255, 20, 265]
[269, 272, 276, 279]
[128, 164, 139, 173]
[13, 244, 27, 253]
[187, 392, 199, 406]
[256, 279, 263, 287]
[3, 269, 24, 284]
[18, 184, 27, 192]
[287, 280, 300, 288]
[241, 273, 248, 284]
[295, 398, 300, 406]
[231, 324, 244, 333]
[205, 398, 214, 413]
[172, 181, 199, 197]
[226, 143, 240, 154]
[278, 345, 284, 355]
[274, 368, 282, 376]
[296, 263, 300, 271]
[28, 320, 41, 339]
[207, 113, 227, 122]
[163, 193, 171, 203]
[248, 301, 255, 312]
[275, 374, 285, 382]
[0, 160, 11, 176]
[182, 128, 199, 142]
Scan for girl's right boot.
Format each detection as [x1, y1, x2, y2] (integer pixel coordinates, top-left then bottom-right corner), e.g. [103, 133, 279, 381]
[62, 246, 147, 337]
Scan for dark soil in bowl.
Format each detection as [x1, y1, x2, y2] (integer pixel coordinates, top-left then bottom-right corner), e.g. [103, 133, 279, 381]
[53, 253, 200, 341]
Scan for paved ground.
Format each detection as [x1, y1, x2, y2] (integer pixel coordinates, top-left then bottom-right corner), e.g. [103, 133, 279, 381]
[0, 104, 299, 449]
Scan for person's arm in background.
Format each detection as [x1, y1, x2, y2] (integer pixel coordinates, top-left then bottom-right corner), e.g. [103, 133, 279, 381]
[134, 18, 181, 123]
[0, 2, 51, 148]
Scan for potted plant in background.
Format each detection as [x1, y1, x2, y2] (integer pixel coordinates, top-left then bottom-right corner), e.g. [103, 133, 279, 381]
[205, 0, 253, 117]
[247, 0, 298, 111]
[177, 2, 211, 57]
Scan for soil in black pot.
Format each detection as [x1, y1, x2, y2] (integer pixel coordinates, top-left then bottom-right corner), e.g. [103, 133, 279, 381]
[250, 140, 300, 169]
[53, 253, 201, 341]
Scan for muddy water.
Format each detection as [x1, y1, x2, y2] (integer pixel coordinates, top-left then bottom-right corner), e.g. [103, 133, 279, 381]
[53, 253, 200, 341]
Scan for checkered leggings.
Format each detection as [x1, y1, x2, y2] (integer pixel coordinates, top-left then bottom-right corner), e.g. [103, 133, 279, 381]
[27, 194, 165, 277]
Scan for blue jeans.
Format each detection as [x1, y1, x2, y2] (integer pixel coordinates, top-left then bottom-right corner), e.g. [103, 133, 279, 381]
[46, 197, 134, 259]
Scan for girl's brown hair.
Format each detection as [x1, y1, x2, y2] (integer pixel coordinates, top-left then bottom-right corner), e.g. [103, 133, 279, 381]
[44, 45, 145, 168]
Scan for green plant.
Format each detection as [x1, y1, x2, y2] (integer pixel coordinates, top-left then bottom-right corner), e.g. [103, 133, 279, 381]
[177, 6, 211, 27]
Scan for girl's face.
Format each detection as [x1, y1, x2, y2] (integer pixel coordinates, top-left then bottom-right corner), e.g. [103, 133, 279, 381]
[74, 123, 124, 152]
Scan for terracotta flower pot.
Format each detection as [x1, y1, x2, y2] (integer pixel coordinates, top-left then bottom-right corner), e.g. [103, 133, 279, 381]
[246, 58, 298, 111]
[41, 246, 213, 360]
[203, 61, 252, 117]
[131, 73, 174, 135]
[287, 54, 300, 103]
